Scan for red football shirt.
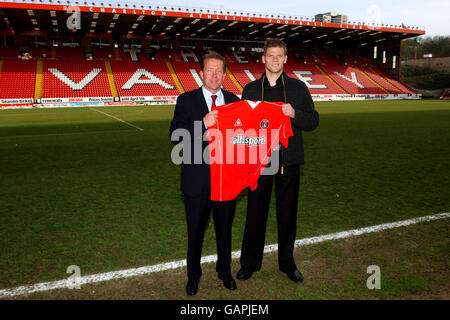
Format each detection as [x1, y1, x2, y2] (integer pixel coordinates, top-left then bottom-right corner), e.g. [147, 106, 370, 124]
[207, 100, 293, 201]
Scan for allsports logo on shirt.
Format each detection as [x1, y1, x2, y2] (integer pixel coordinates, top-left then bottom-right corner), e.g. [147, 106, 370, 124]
[232, 134, 266, 147]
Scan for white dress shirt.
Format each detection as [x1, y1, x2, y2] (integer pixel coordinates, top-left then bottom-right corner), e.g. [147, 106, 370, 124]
[202, 86, 225, 112]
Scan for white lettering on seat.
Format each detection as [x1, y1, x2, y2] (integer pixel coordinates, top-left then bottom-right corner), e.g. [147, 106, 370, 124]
[293, 71, 327, 89]
[122, 69, 175, 90]
[190, 69, 203, 87]
[181, 50, 199, 63]
[233, 52, 249, 64]
[334, 71, 366, 89]
[48, 68, 103, 91]
[123, 48, 141, 62]
[244, 70, 256, 81]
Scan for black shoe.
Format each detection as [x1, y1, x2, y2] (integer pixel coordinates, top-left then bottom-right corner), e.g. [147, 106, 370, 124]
[186, 280, 199, 296]
[218, 274, 237, 291]
[236, 269, 254, 281]
[286, 269, 304, 283]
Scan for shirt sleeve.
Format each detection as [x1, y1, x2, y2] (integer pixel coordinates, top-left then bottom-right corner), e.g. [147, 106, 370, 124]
[279, 115, 294, 148]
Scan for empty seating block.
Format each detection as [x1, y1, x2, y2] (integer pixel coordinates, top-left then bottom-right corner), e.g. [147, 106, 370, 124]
[0, 47, 417, 104]
[111, 59, 180, 97]
[284, 54, 345, 95]
[0, 59, 36, 100]
[42, 51, 112, 99]
[0, 47, 17, 58]
[171, 61, 241, 95]
[94, 48, 115, 60]
[227, 62, 265, 90]
[316, 53, 386, 95]
[31, 46, 51, 59]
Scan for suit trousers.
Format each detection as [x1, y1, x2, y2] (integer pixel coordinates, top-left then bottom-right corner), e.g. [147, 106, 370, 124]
[240, 164, 300, 273]
[184, 186, 236, 282]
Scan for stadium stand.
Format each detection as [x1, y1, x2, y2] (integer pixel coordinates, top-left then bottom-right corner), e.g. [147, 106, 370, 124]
[367, 66, 415, 95]
[0, 47, 17, 58]
[94, 47, 115, 60]
[31, 46, 52, 59]
[111, 57, 181, 98]
[440, 88, 450, 99]
[152, 48, 175, 61]
[314, 53, 387, 95]
[171, 50, 241, 95]
[227, 59, 266, 89]
[220, 74, 242, 96]
[0, 1, 425, 107]
[0, 58, 36, 102]
[285, 53, 347, 95]
[352, 56, 415, 94]
[0, 47, 419, 104]
[171, 60, 205, 92]
[41, 47, 112, 100]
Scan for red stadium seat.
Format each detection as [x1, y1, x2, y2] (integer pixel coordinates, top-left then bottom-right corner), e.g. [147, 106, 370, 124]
[41, 47, 112, 99]
[0, 58, 36, 101]
[111, 57, 180, 97]
[171, 60, 241, 95]
[315, 53, 387, 95]
[0, 46, 417, 104]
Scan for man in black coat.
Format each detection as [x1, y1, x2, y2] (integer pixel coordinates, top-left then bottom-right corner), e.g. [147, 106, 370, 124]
[169, 51, 240, 296]
[236, 38, 319, 283]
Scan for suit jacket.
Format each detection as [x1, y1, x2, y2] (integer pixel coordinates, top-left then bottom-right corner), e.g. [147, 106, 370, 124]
[242, 72, 319, 165]
[170, 87, 240, 197]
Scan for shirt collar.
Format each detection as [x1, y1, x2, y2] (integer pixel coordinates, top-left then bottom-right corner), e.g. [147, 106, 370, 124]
[202, 86, 224, 109]
[262, 71, 285, 87]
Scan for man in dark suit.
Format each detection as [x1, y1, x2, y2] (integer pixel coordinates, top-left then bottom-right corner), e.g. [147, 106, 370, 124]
[169, 51, 240, 296]
[236, 38, 319, 283]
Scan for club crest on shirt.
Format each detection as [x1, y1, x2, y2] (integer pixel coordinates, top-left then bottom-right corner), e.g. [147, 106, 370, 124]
[260, 119, 270, 129]
[234, 118, 243, 127]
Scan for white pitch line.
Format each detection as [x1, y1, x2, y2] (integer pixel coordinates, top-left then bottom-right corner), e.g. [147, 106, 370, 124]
[90, 108, 144, 131]
[1, 212, 448, 298]
[0, 129, 138, 140]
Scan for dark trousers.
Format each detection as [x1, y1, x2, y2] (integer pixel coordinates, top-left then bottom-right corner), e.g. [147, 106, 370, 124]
[240, 164, 300, 273]
[184, 187, 236, 282]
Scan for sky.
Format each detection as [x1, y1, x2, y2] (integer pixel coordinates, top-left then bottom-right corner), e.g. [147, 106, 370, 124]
[87, 0, 448, 37]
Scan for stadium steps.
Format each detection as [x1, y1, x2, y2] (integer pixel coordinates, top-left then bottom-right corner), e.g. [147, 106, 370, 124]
[105, 60, 119, 99]
[355, 66, 390, 94]
[165, 61, 185, 94]
[223, 52, 234, 64]
[171, 50, 181, 62]
[395, 79, 416, 94]
[114, 47, 122, 60]
[367, 66, 405, 93]
[312, 54, 349, 94]
[353, 61, 402, 94]
[34, 58, 44, 102]
[51, 47, 56, 59]
[226, 66, 243, 93]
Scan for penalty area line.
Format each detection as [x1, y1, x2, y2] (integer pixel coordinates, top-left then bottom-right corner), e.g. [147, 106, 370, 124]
[0, 212, 448, 298]
[90, 108, 144, 131]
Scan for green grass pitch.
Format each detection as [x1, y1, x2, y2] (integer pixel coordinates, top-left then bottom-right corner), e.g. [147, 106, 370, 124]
[0, 100, 449, 292]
